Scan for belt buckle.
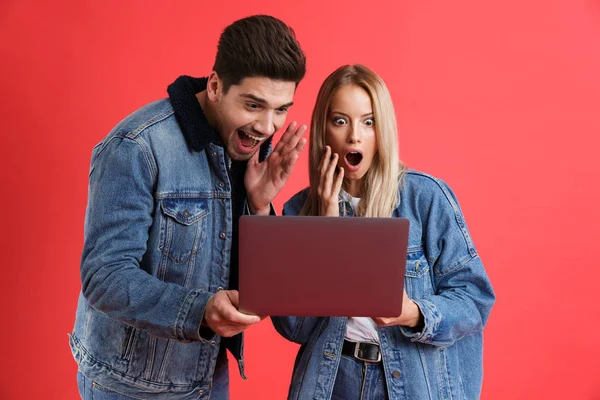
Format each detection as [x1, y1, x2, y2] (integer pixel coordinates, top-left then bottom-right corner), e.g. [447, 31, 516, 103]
[353, 342, 381, 363]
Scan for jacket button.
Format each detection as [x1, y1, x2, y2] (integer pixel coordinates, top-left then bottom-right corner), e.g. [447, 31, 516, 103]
[182, 210, 190, 217]
[219, 232, 226, 239]
[392, 370, 401, 379]
[219, 182, 225, 188]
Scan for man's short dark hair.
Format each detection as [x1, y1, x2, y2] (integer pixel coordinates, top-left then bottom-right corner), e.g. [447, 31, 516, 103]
[213, 15, 306, 92]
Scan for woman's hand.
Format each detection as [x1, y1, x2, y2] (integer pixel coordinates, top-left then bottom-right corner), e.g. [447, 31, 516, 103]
[317, 146, 344, 216]
[372, 291, 424, 329]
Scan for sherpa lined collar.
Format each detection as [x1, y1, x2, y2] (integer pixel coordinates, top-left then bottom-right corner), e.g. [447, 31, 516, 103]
[167, 76, 217, 152]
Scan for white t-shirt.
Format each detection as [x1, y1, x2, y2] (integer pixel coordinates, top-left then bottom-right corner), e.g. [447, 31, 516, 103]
[343, 194, 380, 344]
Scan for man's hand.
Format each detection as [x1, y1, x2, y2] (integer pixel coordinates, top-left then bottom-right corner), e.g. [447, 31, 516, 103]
[202, 290, 262, 337]
[245, 121, 307, 215]
[372, 291, 423, 329]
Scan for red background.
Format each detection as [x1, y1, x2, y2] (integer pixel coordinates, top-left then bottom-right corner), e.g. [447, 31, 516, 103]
[1, 0, 599, 398]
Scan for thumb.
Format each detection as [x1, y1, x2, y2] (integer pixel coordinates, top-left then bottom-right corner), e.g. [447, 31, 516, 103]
[248, 148, 260, 167]
[226, 290, 240, 308]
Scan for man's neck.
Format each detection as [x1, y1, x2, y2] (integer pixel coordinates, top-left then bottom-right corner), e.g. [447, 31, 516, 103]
[196, 91, 219, 131]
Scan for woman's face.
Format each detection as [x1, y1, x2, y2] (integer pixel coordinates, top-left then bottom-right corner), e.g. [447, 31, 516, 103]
[325, 84, 378, 193]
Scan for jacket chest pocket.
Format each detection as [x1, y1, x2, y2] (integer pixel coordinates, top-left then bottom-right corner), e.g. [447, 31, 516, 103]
[158, 197, 210, 264]
[404, 248, 435, 299]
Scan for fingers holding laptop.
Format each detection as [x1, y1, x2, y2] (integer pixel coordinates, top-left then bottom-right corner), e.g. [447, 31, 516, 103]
[372, 291, 424, 329]
[203, 290, 263, 337]
[317, 146, 344, 216]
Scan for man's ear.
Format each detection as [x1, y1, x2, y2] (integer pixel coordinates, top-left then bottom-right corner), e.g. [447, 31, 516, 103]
[206, 71, 222, 102]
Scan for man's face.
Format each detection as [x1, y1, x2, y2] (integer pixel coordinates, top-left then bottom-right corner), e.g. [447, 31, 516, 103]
[209, 75, 296, 161]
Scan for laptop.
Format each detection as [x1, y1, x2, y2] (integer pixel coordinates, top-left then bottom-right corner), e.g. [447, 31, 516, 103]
[238, 215, 409, 317]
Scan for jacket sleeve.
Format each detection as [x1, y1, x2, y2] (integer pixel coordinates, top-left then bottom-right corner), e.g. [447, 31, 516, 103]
[271, 316, 323, 345]
[80, 135, 212, 342]
[400, 180, 495, 347]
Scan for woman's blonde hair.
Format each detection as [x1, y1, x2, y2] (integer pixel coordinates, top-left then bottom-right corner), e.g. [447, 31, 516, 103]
[301, 64, 406, 217]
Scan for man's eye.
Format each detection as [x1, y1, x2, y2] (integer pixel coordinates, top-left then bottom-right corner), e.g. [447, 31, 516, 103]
[247, 103, 260, 110]
[277, 107, 289, 113]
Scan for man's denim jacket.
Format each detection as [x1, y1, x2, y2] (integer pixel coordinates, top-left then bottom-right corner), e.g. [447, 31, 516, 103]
[69, 98, 260, 399]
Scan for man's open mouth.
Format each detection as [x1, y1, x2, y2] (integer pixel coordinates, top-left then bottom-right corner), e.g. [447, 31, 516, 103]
[238, 130, 265, 149]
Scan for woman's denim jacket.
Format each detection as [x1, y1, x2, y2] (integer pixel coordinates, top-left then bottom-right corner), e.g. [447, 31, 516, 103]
[272, 170, 495, 400]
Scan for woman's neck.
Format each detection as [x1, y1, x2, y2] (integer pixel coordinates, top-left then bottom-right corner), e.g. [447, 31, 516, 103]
[344, 179, 364, 198]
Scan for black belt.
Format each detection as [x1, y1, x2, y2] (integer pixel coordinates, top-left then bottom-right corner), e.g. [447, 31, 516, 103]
[342, 339, 382, 363]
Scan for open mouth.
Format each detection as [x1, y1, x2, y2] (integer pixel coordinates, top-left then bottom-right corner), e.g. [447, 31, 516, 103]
[345, 151, 363, 167]
[238, 130, 265, 149]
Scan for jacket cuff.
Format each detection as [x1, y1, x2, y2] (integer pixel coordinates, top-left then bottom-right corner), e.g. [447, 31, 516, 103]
[399, 298, 441, 344]
[198, 292, 218, 342]
[199, 326, 217, 342]
[174, 289, 213, 342]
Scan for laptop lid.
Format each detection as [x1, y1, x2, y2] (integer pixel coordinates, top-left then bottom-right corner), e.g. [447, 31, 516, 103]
[238, 215, 409, 317]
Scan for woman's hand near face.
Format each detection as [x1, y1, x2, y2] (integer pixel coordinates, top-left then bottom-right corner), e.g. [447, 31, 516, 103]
[317, 146, 344, 216]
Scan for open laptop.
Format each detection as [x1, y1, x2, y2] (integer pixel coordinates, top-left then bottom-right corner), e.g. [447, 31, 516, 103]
[238, 215, 409, 317]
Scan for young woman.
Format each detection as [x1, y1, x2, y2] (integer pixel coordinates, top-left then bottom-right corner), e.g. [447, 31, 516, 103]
[272, 64, 495, 400]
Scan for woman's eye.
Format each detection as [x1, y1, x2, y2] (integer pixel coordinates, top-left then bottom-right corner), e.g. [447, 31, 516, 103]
[364, 118, 374, 126]
[333, 118, 346, 125]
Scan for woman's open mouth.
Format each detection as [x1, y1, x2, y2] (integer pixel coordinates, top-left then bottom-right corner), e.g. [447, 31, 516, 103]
[344, 151, 363, 171]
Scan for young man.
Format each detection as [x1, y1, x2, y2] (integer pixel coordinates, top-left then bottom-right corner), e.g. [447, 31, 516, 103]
[70, 15, 307, 399]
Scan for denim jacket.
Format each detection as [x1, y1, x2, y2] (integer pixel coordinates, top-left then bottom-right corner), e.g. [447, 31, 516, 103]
[69, 97, 261, 399]
[272, 170, 495, 400]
